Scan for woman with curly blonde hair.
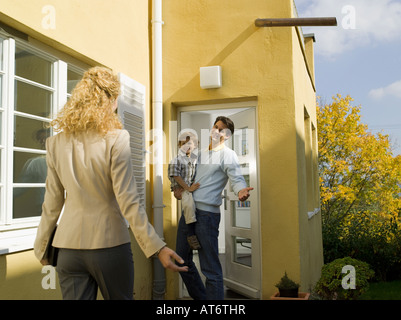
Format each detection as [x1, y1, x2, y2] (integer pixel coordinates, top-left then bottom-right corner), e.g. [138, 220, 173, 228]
[34, 66, 187, 300]
[51, 66, 122, 134]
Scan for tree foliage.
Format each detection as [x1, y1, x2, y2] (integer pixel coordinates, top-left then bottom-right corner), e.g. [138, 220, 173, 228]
[317, 95, 401, 280]
[317, 94, 401, 224]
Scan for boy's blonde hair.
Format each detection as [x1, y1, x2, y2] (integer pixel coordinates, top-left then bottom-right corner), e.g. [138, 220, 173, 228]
[50, 66, 123, 135]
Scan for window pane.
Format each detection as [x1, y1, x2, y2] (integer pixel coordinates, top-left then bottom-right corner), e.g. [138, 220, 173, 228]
[13, 150, 47, 219]
[0, 112, 2, 145]
[14, 116, 50, 150]
[15, 80, 53, 118]
[13, 187, 45, 218]
[0, 75, 3, 108]
[15, 46, 53, 87]
[67, 69, 82, 94]
[0, 39, 3, 71]
[13, 151, 47, 184]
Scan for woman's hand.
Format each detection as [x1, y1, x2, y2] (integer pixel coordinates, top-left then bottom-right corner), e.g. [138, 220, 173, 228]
[157, 246, 188, 272]
[40, 259, 50, 266]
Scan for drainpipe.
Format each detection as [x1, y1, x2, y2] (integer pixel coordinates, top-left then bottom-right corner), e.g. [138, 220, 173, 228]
[151, 0, 166, 300]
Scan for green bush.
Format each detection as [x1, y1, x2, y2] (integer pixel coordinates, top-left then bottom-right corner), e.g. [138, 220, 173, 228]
[315, 257, 374, 300]
[322, 214, 401, 281]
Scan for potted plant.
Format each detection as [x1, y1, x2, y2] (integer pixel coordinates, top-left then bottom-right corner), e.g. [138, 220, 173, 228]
[271, 272, 310, 300]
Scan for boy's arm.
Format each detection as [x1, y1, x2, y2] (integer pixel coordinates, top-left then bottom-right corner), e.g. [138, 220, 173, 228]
[173, 176, 200, 192]
[173, 176, 189, 190]
[168, 160, 181, 191]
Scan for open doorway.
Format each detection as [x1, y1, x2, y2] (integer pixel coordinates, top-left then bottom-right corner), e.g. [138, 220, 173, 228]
[176, 101, 261, 299]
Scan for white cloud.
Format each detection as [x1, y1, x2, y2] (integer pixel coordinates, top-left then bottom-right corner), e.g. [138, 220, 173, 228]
[369, 80, 401, 99]
[295, 0, 401, 59]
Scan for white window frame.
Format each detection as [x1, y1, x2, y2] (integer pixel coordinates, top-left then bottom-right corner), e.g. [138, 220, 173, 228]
[0, 36, 6, 232]
[0, 33, 85, 254]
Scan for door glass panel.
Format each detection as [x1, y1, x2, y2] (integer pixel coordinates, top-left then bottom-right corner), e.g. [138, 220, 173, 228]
[233, 127, 249, 155]
[233, 236, 252, 267]
[242, 171, 250, 185]
[232, 200, 251, 229]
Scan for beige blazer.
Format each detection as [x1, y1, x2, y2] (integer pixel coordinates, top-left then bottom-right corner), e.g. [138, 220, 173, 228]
[34, 129, 165, 260]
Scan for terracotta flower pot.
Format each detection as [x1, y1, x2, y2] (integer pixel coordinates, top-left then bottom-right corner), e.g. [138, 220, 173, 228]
[270, 292, 310, 300]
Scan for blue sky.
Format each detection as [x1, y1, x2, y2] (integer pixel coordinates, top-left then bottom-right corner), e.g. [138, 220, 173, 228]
[295, 0, 401, 155]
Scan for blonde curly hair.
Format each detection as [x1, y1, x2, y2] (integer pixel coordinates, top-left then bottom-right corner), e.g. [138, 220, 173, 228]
[51, 66, 123, 135]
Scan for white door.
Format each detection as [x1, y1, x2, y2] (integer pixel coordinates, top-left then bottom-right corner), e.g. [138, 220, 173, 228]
[223, 107, 261, 299]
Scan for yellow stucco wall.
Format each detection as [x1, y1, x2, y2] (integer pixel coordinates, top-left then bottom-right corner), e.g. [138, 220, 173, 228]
[162, 0, 323, 299]
[0, 0, 151, 85]
[292, 27, 324, 291]
[0, 250, 62, 299]
[0, 0, 155, 300]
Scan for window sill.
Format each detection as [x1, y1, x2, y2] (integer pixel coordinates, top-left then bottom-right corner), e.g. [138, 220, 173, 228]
[0, 227, 37, 255]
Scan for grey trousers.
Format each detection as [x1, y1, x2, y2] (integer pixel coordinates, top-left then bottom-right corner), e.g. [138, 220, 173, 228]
[56, 243, 134, 300]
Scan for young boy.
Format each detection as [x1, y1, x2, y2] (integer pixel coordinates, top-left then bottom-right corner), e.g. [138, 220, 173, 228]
[168, 131, 201, 250]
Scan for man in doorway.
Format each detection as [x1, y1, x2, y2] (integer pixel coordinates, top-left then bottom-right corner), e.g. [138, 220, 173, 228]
[175, 116, 253, 300]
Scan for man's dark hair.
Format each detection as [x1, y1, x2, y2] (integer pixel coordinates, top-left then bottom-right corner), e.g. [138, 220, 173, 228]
[214, 116, 234, 137]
